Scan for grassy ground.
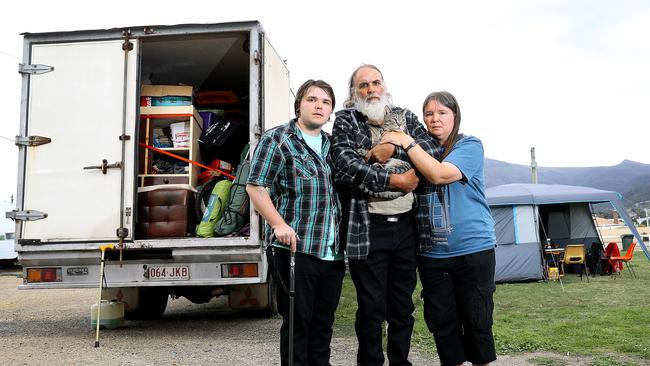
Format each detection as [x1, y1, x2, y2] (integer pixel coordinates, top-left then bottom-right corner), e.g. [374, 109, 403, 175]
[334, 254, 650, 363]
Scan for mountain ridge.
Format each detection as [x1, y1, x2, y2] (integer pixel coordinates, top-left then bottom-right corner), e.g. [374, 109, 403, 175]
[484, 159, 650, 208]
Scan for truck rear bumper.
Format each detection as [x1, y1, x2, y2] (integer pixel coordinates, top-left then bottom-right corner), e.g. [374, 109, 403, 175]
[18, 241, 269, 289]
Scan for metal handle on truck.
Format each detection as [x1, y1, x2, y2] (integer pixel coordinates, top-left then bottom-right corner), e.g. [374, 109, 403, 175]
[83, 159, 122, 174]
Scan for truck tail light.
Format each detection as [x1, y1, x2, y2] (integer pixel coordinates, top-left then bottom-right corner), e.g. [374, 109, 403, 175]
[221, 263, 258, 278]
[26, 268, 62, 283]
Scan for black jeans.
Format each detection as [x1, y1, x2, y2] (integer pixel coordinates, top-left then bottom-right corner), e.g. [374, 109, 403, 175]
[417, 249, 497, 366]
[348, 215, 417, 366]
[270, 248, 345, 366]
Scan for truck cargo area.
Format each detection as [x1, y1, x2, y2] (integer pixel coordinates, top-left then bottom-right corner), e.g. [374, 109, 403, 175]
[135, 31, 251, 242]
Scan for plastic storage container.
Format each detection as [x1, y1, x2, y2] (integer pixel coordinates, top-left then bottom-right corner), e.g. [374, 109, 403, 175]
[621, 234, 634, 251]
[90, 300, 124, 329]
[170, 121, 190, 148]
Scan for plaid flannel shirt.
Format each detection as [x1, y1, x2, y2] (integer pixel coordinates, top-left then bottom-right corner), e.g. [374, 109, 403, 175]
[247, 120, 341, 258]
[331, 107, 440, 260]
[413, 138, 449, 253]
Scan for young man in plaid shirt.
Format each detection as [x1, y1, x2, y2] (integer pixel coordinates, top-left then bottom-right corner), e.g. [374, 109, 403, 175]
[247, 79, 344, 366]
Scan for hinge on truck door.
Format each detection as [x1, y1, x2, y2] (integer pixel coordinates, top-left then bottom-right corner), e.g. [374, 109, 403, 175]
[15, 135, 52, 147]
[18, 63, 54, 75]
[253, 50, 261, 65]
[6, 210, 47, 221]
[253, 125, 262, 136]
[116, 227, 128, 239]
[122, 30, 133, 51]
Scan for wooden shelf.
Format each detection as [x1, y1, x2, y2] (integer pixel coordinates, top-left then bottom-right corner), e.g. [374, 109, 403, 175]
[140, 105, 196, 116]
[139, 174, 189, 177]
[138, 106, 203, 188]
[154, 147, 190, 152]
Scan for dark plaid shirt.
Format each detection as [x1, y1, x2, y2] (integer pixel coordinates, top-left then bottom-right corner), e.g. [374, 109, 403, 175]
[247, 119, 341, 258]
[332, 107, 440, 260]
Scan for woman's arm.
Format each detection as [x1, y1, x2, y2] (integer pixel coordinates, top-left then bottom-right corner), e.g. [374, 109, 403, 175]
[381, 131, 462, 185]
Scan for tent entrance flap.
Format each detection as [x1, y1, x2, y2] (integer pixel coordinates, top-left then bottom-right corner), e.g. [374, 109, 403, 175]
[538, 203, 600, 248]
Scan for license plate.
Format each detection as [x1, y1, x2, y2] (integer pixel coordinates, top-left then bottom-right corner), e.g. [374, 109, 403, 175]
[147, 266, 190, 281]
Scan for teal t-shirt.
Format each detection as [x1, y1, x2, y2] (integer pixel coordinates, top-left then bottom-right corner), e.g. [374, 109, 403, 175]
[299, 129, 343, 261]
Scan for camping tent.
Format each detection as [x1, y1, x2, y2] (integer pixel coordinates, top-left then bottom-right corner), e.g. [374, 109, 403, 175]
[486, 184, 650, 283]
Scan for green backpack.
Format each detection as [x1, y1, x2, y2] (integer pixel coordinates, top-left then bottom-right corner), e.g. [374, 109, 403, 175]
[196, 179, 232, 237]
[215, 144, 250, 236]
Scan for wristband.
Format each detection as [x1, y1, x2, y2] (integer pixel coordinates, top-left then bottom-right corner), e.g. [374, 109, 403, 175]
[404, 140, 417, 152]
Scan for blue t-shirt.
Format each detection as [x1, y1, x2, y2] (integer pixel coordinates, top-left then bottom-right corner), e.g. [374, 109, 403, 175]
[420, 135, 496, 259]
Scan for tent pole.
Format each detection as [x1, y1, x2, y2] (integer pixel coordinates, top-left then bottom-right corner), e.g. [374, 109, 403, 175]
[590, 203, 606, 246]
[538, 210, 564, 291]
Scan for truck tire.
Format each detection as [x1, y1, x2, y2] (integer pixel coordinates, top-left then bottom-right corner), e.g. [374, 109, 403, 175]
[124, 287, 169, 320]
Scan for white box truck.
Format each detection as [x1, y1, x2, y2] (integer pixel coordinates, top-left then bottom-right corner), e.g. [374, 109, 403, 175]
[7, 21, 291, 318]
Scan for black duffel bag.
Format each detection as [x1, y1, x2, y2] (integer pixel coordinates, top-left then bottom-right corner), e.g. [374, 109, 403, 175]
[198, 119, 247, 166]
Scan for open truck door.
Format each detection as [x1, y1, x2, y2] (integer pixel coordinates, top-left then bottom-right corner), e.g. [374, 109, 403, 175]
[16, 38, 138, 243]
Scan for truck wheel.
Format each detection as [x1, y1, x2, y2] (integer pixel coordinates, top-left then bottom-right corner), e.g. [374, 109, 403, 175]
[194, 176, 222, 221]
[124, 287, 169, 320]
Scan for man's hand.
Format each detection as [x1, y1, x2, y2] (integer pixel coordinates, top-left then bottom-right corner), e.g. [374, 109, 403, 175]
[366, 143, 395, 163]
[388, 169, 419, 193]
[272, 222, 297, 252]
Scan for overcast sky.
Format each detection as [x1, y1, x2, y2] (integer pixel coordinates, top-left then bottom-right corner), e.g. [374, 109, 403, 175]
[1, 0, 649, 202]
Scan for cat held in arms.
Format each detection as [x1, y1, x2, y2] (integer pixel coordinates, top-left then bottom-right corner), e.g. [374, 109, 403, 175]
[357, 107, 412, 199]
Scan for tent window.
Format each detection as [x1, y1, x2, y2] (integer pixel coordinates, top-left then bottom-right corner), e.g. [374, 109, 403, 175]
[515, 205, 538, 245]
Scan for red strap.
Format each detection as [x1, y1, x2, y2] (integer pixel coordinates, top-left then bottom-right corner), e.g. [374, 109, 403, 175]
[139, 142, 235, 180]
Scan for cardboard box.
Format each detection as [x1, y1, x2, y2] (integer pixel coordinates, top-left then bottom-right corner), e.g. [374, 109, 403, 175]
[141, 96, 192, 107]
[141, 85, 193, 97]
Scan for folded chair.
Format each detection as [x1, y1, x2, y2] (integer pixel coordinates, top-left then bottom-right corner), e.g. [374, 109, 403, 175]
[587, 242, 606, 276]
[603, 242, 624, 274]
[561, 244, 589, 282]
[609, 242, 637, 278]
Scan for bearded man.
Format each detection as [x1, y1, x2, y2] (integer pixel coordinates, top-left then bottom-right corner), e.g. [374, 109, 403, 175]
[332, 64, 438, 366]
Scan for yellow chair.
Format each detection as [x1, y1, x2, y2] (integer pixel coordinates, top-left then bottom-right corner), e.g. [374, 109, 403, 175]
[561, 244, 589, 282]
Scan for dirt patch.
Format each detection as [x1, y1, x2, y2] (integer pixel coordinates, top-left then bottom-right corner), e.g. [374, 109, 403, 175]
[0, 270, 640, 365]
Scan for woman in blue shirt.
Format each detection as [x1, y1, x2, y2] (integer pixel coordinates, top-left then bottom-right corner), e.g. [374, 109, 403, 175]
[382, 91, 497, 366]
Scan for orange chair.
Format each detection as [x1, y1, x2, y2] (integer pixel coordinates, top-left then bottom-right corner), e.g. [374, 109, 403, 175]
[561, 244, 589, 282]
[610, 242, 637, 278]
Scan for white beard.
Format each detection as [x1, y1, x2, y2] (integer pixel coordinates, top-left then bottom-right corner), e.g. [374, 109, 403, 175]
[354, 93, 391, 125]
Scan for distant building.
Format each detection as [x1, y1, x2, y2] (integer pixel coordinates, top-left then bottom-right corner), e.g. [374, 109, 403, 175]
[1, 201, 17, 260]
[593, 215, 624, 227]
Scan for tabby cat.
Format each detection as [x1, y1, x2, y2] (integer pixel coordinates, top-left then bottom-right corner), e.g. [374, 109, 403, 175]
[357, 108, 412, 199]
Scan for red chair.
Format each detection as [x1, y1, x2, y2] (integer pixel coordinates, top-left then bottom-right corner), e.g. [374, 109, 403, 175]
[603, 242, 624, 274]
[609, 242, 637, 278]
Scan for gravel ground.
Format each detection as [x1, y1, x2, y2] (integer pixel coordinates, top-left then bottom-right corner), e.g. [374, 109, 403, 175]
[0, 268, 599, 365]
